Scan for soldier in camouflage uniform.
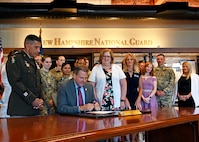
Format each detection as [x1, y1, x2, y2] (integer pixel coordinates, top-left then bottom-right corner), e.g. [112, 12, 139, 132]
[154, 54, 175, 107]
[40, 55, 57, 115]
[59, 62, 73, 83]
[50, 56, 65, 81]
[50, 55, 65, 91]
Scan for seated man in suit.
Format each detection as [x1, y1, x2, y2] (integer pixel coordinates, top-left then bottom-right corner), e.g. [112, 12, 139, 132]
[57, 65, 100, 114]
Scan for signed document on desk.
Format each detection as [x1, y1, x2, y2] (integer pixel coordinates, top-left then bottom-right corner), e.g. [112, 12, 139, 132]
[87, 111, 115, 115]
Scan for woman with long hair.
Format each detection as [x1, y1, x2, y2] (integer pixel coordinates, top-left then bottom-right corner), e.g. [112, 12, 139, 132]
[177, 61, 199, 107]
[122, 53, 140, 109]
[138, 62, 158, 110]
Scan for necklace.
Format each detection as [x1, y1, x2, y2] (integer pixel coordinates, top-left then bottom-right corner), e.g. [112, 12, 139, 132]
[143, 74, 150, 80]
[127, 68, 133, 73]
[103, 65, 111, 71]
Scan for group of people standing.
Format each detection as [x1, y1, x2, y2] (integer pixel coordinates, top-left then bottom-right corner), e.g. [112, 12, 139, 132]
[1, 34, 199, 118]
[119, 53, 175, 111]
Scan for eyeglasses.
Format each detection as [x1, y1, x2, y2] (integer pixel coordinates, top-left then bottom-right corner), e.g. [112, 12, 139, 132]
[103, 56, 111, 58]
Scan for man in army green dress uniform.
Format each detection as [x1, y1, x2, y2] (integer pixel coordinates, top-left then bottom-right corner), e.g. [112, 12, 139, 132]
[6, 34, 44, 116]
[154, 54, 175, 107]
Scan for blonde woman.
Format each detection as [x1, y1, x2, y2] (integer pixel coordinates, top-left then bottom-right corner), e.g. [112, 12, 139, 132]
[177, 61, 199, 107]
[122, 53, 140, 109]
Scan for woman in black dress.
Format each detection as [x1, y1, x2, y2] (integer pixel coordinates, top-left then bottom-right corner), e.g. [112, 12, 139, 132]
[122, 53, 140, 109]
[177, 61, 199, 107]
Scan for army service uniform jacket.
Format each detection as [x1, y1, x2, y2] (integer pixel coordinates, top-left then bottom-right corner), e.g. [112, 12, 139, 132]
[6, 50, 41, 116]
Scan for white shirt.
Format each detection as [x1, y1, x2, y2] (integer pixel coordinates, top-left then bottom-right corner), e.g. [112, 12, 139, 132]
[88, 64, 126, 108]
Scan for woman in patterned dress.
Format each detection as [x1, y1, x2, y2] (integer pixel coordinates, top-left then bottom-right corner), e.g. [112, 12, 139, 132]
[88, 48, 130, 111]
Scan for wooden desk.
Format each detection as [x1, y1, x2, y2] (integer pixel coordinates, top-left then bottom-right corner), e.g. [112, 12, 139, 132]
[0, 107, 198, 142]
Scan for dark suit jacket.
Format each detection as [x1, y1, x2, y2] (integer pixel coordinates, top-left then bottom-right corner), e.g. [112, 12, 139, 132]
[57, 79, 95, 114]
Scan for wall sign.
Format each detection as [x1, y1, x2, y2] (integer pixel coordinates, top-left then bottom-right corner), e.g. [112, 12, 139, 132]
[0, 28, 199, 48]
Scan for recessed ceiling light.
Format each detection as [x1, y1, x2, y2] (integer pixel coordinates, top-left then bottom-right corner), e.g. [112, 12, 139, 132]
[29, 17, 40, 19]
[109, 17, 119, 20]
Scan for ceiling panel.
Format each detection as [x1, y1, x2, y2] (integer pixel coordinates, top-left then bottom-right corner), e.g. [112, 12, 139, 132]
[0, 0, 199, 19]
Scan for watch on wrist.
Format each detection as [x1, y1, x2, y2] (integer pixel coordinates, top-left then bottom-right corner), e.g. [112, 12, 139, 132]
[120, 99, 125, 102]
